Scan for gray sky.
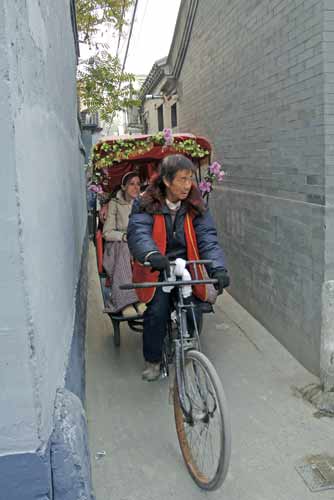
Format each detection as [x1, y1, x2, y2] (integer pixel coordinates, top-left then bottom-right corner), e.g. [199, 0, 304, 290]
[123, 0, 181, 75]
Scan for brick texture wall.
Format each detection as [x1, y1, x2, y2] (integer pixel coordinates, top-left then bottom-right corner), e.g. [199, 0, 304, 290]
[176, 0, 331, 374]
[324, 1, 334, 277]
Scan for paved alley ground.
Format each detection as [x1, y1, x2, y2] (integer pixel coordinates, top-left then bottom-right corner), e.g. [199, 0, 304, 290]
[86, 243, 334, 500]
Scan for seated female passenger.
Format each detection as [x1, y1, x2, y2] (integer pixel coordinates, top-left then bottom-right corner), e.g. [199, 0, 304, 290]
[103, 171, 146, 317]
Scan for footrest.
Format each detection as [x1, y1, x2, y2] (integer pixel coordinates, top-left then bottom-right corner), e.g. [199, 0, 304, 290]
[199, 302, 214, 314]
[103, 309, 143, 321]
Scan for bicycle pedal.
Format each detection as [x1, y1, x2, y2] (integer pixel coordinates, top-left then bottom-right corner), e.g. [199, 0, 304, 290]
[183, 339, 197, 350]
[170, 311, 177, 322]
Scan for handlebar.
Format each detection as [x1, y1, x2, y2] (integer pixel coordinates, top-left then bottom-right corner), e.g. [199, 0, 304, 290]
[143, 259, 213, 267]
[120, 278, 217, 290]
[119, 259, 217, 290]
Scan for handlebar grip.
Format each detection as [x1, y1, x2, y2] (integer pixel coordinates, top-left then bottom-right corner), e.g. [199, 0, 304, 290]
[119, 284, 135, 290]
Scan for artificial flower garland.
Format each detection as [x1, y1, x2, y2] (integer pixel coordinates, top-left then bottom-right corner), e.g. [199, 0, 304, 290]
[89, 128, 225, 196]
[91, 129, 210, 169]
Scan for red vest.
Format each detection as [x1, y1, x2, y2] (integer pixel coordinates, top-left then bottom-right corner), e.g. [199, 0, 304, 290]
[132, 213, 208, 303]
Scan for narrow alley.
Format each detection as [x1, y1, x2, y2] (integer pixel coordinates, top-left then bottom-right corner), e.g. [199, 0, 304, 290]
[86, 243, 334, 500]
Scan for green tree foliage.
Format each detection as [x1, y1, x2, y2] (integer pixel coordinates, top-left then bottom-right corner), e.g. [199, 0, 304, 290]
[76, 0, 139, 124]
[76, 0, 133, 45]
[77, 51, 138, 123]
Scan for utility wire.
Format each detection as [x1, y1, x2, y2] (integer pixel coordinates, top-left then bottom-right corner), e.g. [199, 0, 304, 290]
[109, 0, 139, 126]
[116, 0, 126, 59]
[121, 0, 139, 74]
[130, 0, 149, 56]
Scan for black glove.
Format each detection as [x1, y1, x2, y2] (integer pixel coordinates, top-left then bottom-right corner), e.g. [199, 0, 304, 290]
[212, 269, 230, 295]
[147, 253, 170, 276]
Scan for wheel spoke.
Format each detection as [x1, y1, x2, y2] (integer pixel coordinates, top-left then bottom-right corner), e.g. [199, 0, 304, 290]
[174, 351, 231, 490]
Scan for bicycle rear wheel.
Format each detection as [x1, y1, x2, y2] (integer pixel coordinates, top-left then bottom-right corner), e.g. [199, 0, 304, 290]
[174, 350, 231, 490]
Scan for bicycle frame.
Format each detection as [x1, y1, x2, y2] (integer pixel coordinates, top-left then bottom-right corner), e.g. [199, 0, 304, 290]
[171, 285, 202, 423]
[120, 259, 217, 423]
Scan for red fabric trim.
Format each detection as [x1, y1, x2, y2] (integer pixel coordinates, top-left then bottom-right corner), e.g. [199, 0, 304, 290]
[184, 214, 208, 301]
[132, 213, 208, 303]
[132, 215, 166, 303]
[96, 230, 103, 274]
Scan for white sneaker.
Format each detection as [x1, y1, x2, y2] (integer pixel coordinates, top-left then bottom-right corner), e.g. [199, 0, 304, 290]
[142, 362, 161, 382]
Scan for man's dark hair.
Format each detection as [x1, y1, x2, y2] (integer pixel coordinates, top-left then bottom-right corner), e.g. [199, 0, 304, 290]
[141, 153, 206, 214]
[160, 154, 196, 184]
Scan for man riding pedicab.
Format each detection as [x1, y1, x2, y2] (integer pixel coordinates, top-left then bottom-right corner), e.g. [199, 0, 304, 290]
[127, 154, 230, 381]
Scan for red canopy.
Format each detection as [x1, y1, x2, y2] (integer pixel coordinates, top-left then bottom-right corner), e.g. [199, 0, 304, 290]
[92, 133, 212, 193]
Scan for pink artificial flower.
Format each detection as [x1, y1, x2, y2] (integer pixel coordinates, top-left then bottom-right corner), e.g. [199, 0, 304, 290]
[89, 184, 103, 193]
[217, 170, 225, 182]
[199, 180, 212, 194]
[209, 161, 222, 176]
[163, 127, 173, 146]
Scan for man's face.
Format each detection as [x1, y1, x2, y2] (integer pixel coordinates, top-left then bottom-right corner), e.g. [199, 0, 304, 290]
[164, 169, 193, 203]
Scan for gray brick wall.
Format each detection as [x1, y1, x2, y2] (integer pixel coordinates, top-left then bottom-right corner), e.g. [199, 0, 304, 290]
[321, 1, 334, 388]
[176, 0, 330, 374]
[324, 1, 334, 275]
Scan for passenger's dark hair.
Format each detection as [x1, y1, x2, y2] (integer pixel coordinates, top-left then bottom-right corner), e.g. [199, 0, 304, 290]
[157, 154, 196, 193]
[121, 170, 140, 188]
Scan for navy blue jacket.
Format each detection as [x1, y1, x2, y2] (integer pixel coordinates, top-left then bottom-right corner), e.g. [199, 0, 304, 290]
[127, 182, 226, 275]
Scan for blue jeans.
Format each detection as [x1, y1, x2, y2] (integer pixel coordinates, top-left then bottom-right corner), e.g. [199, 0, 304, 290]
[143, 286, 202, 363]
[87, 189, 97, 210]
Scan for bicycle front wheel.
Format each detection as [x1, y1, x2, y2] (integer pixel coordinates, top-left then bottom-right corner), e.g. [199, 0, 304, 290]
[174, 350, 231, 490]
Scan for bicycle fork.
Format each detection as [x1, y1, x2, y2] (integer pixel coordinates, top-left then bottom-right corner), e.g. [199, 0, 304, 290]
[174, 293, 200, 423]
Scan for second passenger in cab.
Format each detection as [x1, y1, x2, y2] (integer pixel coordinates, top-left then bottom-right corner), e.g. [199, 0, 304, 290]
[103, 171, 146, 317]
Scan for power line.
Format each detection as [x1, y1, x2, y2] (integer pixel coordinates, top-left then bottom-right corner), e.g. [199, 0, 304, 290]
[109, 0, 139, 125]
[130, 0, 149, 54]
[116, 0, 126, 59]
[121, 0, 139, 74]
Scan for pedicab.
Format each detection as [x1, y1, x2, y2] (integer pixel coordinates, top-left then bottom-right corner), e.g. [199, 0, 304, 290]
[90, 131, 222, 346]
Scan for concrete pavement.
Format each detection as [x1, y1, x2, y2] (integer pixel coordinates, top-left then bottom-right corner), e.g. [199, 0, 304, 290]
[86, 243, 334, 500]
